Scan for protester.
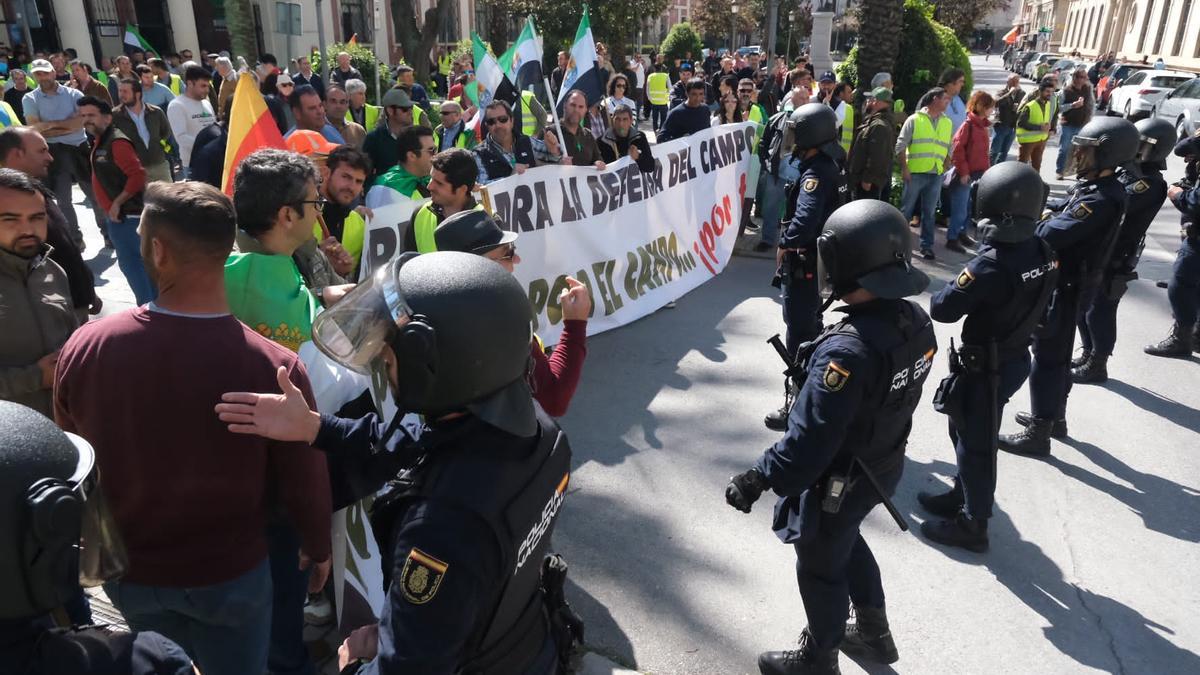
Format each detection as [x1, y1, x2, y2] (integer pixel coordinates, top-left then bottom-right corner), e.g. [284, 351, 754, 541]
[287, 84, 345, 144]
[847, 87, 897, 201]
[816, 71, 836, 102]
[23, 58, 96, 249]
[54, 180, 332, 675]
[646, 63, 671, 131]
[407, 148, 483, 252]
[940, 68, 968, 135]
[214, 56, 237, 119]
[712, 91, 742, 126]
[782, 68, 815, 112]
[473, 99, 562, 184]
[69, 61, 111, 105]
[78, 95, 156, 305]
[991, 74, 1023, 165]
[659, 79, 712, 142]
[896, 87, 953, 260]
[330, 52, 362, 87]
[550, 51, 569, 95]
[604, 74, 637, 118]
[668, 62, 702, 108]
[166, 65, 216, 178]
[597, 105, 655, 173]
[560, 90, 605, 169]
[150, 58, 183, 96]
[1056, 68, 1094, 180]
[135, 64, 175, 109]
[1016, 80, 1056, 172]
[362, 88, 414, 180]
[113, 77, 174, 184]
[373, 126, 434, 205]
[345, 79, 382, 131]
[394, 64, 430, 110]
[4, 68, 30, 124]
[432, 100, 474, 151]
[946, 91, 994, 253]
[292, 55, 325, 99]
[324, 84, 366, 149]
[0, 168, 78, 417]
[316, 145, 371, 280]
[709, 57, 737, 101]
[189, 99, 231, 188]
[262, 72, 294, 133]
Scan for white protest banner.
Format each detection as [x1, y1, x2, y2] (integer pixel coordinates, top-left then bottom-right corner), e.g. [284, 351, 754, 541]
[360, 122, 755, 345]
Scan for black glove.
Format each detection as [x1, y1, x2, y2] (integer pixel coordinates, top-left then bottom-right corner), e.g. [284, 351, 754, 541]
[726, 468, 768, 513]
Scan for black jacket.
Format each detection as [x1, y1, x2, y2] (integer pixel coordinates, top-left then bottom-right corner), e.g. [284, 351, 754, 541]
[597, 128, 655, 173]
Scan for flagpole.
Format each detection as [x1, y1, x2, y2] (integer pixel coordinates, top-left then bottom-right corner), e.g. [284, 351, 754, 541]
[544, 76, 569, 160]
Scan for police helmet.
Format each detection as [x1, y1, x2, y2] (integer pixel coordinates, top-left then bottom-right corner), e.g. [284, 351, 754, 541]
[817, 200, 929, 300]
[313, 252, 537, 436]
[1133, 117, 1176, 166]
[973, 162, 1046, 243]
[788, 102, 838, 151]
[1071, 116, 1140, 175]
[0, 402, 122, 620]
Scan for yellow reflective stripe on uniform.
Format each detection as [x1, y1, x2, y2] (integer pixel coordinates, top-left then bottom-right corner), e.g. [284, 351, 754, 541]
[1017, 99, 1050, 144]
[907, 111, 952, 174]
[840, 105, 854, 152]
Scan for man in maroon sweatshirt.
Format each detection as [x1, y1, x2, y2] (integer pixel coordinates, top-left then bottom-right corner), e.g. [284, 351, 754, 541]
[54, 181, 332, 675]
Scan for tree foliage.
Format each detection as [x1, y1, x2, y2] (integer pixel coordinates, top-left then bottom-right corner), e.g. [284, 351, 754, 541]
[659, 23, 705, 62]
[933, 0, 1011, 41]
[690, 2, 757, 44]
[389, 0, 457, 83]
[225, 0, 259, 64]
[853, 0, 903, 94]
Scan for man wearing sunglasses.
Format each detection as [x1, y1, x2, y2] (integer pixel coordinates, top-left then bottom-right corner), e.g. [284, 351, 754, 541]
[363, 88, 415, 182]
[472, 99, 562, 185]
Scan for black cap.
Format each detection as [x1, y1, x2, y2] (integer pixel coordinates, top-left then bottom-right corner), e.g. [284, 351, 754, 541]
[433, 209, 517, 254]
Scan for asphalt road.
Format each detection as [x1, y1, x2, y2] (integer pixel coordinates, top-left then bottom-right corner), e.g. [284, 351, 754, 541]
[78, 55, 1199, 674]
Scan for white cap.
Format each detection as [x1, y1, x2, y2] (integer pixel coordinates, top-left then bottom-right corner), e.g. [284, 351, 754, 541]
[29, 59, 54, 74]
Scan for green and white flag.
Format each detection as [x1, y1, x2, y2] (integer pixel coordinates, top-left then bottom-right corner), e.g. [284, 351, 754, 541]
[502, 17, 544, 94]
[471, 32, 517, 108]
[123, 24, 157, 56]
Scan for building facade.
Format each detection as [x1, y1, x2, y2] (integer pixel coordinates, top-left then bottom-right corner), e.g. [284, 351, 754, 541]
[1059, 0, 1200, 70]
[1014, 0, 1073, 52]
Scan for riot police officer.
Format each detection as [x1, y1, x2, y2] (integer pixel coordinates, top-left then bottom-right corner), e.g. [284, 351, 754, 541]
[918, 163, 1058, 552]
[1001, 117, 1138, 457]
[215, 252, 578, 674]
[728, 201, 936, 674]
[1073, 117, 1175, 380]
[765, 103, 848, 431]
[1144, 131, 1200, 357]
[0, 401, 194, 675]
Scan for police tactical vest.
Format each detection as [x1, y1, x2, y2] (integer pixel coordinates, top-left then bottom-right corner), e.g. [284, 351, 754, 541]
[1057, 176, 1128, 281]
[907, 111, 952, 174]
[801, 300, 937, 474]
[374, 407, 572, 673]
[475, 135, 537, 181]
[961, 240, 1058, 354]
[1113, 166, 1168, 271]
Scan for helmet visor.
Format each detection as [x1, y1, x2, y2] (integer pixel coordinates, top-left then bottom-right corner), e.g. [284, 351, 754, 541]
[312, 258, 414, 374]
[1135, 132, 1160, 163]
[1071, 145, 1097, 176]
[68, 432, 129, 588]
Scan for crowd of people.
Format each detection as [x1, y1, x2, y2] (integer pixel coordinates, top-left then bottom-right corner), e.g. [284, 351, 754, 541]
[2, 33, 1199, 675]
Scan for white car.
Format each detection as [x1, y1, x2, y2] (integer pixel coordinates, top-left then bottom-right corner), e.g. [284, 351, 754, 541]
[1153, 77, 1200, 140]
[1108, 70, 1196, 120]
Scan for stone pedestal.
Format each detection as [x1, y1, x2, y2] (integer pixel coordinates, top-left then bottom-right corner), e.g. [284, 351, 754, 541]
[810, 11, 834, 74]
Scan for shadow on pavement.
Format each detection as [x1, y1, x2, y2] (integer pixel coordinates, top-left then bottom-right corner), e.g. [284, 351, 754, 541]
[1049, 437, 1200, 543]
[565, 576, 637, 670]
[1103, 377, 1200, 434]
[85, 249, 116, 282]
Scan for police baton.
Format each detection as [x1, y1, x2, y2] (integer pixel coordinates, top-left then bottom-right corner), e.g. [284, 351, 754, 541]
[852, 457, 909, 532]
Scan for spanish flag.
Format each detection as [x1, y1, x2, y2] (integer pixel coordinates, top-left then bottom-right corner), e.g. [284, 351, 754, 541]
[221, 73, 286, 195]
[348, 34, 358, 45]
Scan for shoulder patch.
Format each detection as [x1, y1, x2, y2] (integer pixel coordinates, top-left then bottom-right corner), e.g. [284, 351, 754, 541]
[803, 177, 819, 193]
[1132, 180, 1149, 194]
[1071, 202, 1093, 220]
[823, 360, 851, 392]
[955, 268, 975, 289]
[400, 548, 448, 604]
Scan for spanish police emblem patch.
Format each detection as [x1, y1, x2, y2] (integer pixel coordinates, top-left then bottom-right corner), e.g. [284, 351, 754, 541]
[956, 268, 975, 289]
[1132, 180, 1149, 194]
[803, 177, 819, 192]
[823, 361, 850, 391]
[400, 548, 448, 604]
[1071, 202, 1093, 220]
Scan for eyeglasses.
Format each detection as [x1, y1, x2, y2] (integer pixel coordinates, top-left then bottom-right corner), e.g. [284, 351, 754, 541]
[293, 197, 327, 213]
[615, 83, 626, 88]
[484, 115, 510, 126]
[738, 88, 754, 94]
[497, 244, 517, 260]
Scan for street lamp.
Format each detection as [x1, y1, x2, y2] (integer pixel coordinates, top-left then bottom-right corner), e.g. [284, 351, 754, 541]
[786, 9, 798, 63]
[731, 1, 740, 53]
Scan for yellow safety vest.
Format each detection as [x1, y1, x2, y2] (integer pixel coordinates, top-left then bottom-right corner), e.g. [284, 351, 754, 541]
[312, 209, 366, 276]
[748, 103, 766, 151]
[1017, 99, 1051, 145]
[907, 111, 952, 174]
[166, 73, 182, 96]
[0, 101, 19, 128]
[434, 125, 472, 150]
[520, 91, 537, 137]
[414, 105, 428, 129]
[646, 72, 670, 106]
[438, 54, 453, 76]
[840, 104, 854, 152]
[412, 203, 485, 253]
[346, 104, 382, 131]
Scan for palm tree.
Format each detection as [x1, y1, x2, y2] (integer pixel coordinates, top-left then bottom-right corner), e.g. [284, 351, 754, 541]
[226, 0, 259, 64]
[855, 0, 903, 88]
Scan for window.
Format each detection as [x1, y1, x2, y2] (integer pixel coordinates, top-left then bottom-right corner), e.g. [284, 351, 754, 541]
[1152, 0, 1169, 54]
[1150, 76, 1191, 89]
[1092, 7, 1103, 50]
[1084, 7, 1095, 48]
[1137, 0, 1156, 53]
[340, 0, 371, 43]
[1124, 72, 1145, 86]
[1173, 0, 1194, 55]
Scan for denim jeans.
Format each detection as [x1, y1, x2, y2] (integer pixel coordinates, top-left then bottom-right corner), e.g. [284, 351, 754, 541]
[650, 104, 668, 131]
[268, 521, 316, 675]
[104, 559, 273, 675]
[760, 159, 803, 246]
[900, 172, 943, 250]
[990, 126, 1016, 165]
[947, 178, 972, 241]
[1056, 125, 1081, 175]
[106, 215, 157, 305]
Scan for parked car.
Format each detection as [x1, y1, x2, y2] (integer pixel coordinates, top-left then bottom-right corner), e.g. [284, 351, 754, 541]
[1025, 54, 1059, 79]
[1153, 77, 1200, 140]
[1108, 70, 1196, 120]
[1051, 58, 1079, 78]
[1097, 64, 1145, 109]
[1013, 50, 1039, 75]
[737, 45, 762, 57]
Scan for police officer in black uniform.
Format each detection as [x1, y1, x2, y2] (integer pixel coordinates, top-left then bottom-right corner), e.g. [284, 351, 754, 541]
[215, 252, 578, 674]
[1144, 131, 1200, 358]
[0, 401, 194, 675]
[1001, 117, 1139, 457]
[765, 102, 848, 431]
[727, 201, 936, 674]
[917, 163, 1058, 552]
[1073, 117, 1175, 381]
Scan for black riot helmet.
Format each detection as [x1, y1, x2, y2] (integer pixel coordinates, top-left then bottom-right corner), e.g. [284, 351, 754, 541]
[312, 252, 537, 436]
[973, 162, 1047, 243]
[0, 402, 124, 620]
[1071, 116, 1140, 176]
[1133, 117, 1176, 167]
[817, 200, 930, 300]
[788, 102, 845, 163]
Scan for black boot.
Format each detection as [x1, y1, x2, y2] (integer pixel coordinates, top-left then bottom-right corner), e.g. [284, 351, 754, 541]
[999, 417, 1053, 457]
[1070, 349, 1092, 368]
[759, 628, 841, 675]
[1014, 411, 1068, 438]
[840, 604, 899, 665]
[921, 512, 989, 553]
[1071, 354, 1108, 384]
[917, 485, 964, 518]
[1144, 323, 1194, 358]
